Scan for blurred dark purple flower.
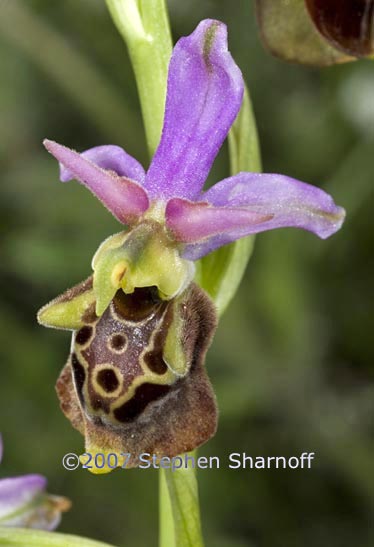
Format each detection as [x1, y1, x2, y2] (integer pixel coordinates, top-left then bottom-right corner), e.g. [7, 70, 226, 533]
[305, 0, 374, 57]
[44, 19, 345, 263]
[0, 435, 70, 530]
[256, 1, 373, 66]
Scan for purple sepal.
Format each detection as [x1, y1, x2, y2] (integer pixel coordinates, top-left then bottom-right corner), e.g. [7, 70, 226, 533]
[145, 19, 244, 200]
[166, 172, 345, 260]
[44, 140, 149, 224]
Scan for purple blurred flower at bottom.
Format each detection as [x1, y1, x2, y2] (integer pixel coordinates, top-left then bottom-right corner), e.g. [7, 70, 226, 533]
[0, 435, 70, 530]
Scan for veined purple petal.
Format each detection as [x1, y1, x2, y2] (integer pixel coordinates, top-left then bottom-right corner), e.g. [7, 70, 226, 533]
[59, 144, 145, 184]
[145, 19, 244, 200]
[166, 173, 345, 260]
[0, 475, 46, 519]
[44, 140, 149, 224]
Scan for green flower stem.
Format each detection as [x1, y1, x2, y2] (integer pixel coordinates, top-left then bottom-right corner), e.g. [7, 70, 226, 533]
[0, 528, 115, 547]
[159, 469, 175, 546]
[106, 0, 172, 155]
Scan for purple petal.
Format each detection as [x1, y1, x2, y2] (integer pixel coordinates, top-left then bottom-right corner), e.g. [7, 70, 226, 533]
[44, 140, 149, 224]
[166, 198, 271, 241]
[145, 19, 244, 200]
[59, 144, 145, 184]
[166, 172, 345, 260]
[0, 475, 46, 519]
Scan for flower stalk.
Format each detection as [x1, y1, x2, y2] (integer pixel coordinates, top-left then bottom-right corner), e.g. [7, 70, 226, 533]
[106, 0, 172, 154]
[159, 452, 203, 547]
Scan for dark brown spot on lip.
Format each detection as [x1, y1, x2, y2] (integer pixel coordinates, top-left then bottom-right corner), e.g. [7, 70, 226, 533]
[141, 299, 174, 374]
[96, 368, 120, 393]
[114, 383, 170, 422]
[144, 350, 168, 374]
[76, 325, 93, 345]
[110, 333, 127, 351]
[113, 286, 163, 321]
[82, 302, 98, 324]
[91, 398, 110, 414]
[71, 353, 85, 404]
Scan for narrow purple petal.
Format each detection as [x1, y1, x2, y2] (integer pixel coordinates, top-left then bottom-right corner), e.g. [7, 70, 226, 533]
[0, 475, 46, 519]
[59, 144, 145, 184]
[44, 140, 149, 224]
[166, 172, 345, 260]
[166, 198, 272, 241]
[145, 19, 244, 200]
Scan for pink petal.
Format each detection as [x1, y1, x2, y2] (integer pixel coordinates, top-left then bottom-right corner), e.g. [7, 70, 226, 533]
[166, 198, 272, 242]
[44, 140, 149, 224]
[166, 172, 345, 260]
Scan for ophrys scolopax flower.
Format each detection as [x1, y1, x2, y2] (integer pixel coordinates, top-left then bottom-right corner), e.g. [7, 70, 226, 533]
[38, 19, 345, 472]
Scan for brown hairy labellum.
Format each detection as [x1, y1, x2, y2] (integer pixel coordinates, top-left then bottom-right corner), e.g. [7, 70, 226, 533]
[52, 278, 218, 469]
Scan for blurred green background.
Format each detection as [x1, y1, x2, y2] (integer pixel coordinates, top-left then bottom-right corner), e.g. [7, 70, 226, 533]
[0, 1, 373, 546]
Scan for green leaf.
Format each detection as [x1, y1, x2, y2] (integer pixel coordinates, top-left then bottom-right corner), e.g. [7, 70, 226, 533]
[195, 86, 261, 317]
[106, 0, 172, 155]
[0, 528, 115, 547]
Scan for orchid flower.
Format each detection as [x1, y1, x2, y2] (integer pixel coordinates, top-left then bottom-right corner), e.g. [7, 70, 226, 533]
[42, 19, 345, 316]
[0, 435, 70, 529]
[38, 19, 345, 471]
